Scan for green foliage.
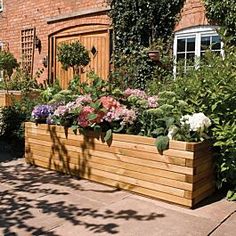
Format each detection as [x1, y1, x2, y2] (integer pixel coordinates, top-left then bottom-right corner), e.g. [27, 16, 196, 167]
[159, 46, 236, 199]
[74, 72, 110, 100]
[110, 46, 154, 90]
[204, 0, 236, 44]
[0, 68, 41, 92]
[109, 0, 184, 90]
[0, 96, 40, 155]
[57, 41, 90, 74]
[43, 73, 110, 105]
[0, 51, 19, 78]
[41, 80, 62, 103]
[155, 136, 169, 152]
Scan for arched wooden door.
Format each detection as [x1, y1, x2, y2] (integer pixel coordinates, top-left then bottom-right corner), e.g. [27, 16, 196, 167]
[49, 25, 110, 89]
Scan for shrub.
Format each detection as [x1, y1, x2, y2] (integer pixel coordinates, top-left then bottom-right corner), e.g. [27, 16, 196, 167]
[109, 0, 184, 90]
[0, 68, 41, 91]
[0, 51, 18, 78]
[0, 95, 40, 156]
[57, 41, 90, 75]
[159, 46, 236, 199]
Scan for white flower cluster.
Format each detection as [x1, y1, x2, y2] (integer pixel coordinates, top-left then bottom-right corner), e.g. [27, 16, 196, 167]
[180, 113, 211, 132]
[167, 126, 178, 140]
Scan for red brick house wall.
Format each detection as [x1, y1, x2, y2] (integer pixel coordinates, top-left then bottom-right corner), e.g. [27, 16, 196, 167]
[0, 0, 110, 83]
[175, 0, 208, 31]
[0, 0, 209, 83]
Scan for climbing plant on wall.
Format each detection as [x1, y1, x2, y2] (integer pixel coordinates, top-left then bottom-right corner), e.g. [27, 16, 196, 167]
[204, 0, 236, 44]
[109, 0, 184, 90]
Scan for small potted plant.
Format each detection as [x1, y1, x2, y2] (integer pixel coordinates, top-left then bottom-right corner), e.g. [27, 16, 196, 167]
[147, 41, 161, 62]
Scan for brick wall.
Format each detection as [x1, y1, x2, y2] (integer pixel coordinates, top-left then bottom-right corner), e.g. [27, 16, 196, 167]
[0, 0, 110, 82]
[175, 0, 208, 32]
[0, 0, 209, 83]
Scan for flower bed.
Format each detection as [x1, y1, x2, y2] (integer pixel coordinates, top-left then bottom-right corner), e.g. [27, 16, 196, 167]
[25, 122, 215, 208]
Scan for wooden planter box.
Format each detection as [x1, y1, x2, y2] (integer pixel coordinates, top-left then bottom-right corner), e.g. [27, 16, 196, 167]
[0, 90, 39, 107]
[25, 122, 215, 208]
[0, 90, 22, 107]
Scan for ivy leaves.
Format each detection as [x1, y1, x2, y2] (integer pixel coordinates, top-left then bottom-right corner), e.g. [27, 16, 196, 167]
[204, 0, 236, 44]
[109, 0, 184, 90]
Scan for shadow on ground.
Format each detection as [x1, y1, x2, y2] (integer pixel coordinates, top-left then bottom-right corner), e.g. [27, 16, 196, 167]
[0, 140, 24, 163]
[0, 161, 165, 235]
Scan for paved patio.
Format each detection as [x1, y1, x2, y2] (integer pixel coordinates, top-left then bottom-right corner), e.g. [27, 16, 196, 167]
[0, 156, 235, 236]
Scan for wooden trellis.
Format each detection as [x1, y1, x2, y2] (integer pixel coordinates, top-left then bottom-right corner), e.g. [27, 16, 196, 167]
[21, 27, 35, 77]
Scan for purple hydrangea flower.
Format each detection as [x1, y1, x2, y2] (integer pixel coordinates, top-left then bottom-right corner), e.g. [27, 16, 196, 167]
[31, 105, 54, 121]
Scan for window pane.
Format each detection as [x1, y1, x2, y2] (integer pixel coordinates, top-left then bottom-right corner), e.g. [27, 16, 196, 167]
[177, 53, 185, 62]
[212, 36, 221, 50]
[177, 39, 185, 52]
[201, 36, 210, 50]
[212, 51, 221, 57]
[186, 53, 195, 66]
[187, 38, 195, 51]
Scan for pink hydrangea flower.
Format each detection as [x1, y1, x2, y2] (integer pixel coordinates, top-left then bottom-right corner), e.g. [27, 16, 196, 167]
[76, 95, 92, 105]
[147, 96, 159, 108]
[100, 96, 121, 110]
[124, 88, 147, 99]
[77, 106, 95, 128]
[103, 106, 136, 125]
[54, 105, 68, 117]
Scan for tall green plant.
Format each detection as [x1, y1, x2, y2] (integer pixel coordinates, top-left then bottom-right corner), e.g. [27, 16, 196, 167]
[57, 41, 90, 75]
[0, 51, 19, 91]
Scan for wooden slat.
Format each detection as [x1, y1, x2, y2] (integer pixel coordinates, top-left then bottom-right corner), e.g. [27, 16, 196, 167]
[26, 127, 195, 159]
[193, 188, 215, 206]
[26, 141, 186, 166]
[26, 149, 193, 191]
[30, 155, 186, 198]
[27, 157, 192, 207]
[25, 122, 209, 152]
[26, 143, 188, 182]
[26, 137, 194, 175]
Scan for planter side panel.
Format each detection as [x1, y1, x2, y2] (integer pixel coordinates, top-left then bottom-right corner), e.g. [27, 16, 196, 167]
[25, 122, 214, 207]
[0, 92, 22, 107]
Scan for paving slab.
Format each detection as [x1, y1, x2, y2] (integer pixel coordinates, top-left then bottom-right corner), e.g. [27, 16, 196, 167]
[51, 196, 219, 236]
[0, 158, 236, 236]
[210, 212, 236, 236]
[129, 193, 236, 223]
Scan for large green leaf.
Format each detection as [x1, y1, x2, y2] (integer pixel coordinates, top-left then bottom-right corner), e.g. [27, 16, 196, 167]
[155, 136, 169, 152]
[88, 113, 97, 121]
[104, 129, 113, 142]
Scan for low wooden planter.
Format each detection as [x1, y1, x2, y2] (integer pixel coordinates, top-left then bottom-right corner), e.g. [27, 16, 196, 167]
[0, 90, 22, 107]
[25, 122, 215, 208]
[0, 90, 39, 107]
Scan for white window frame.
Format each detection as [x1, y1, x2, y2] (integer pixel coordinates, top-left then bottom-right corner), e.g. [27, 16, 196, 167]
[0, 0, 3, 12]
[173, 26, 224, 75]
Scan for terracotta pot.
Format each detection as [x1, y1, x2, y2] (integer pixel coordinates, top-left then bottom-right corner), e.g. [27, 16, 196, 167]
[148, 50, 160, 62]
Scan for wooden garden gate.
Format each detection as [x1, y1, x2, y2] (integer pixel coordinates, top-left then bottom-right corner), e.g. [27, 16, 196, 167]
[49, 25, 110, 89]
